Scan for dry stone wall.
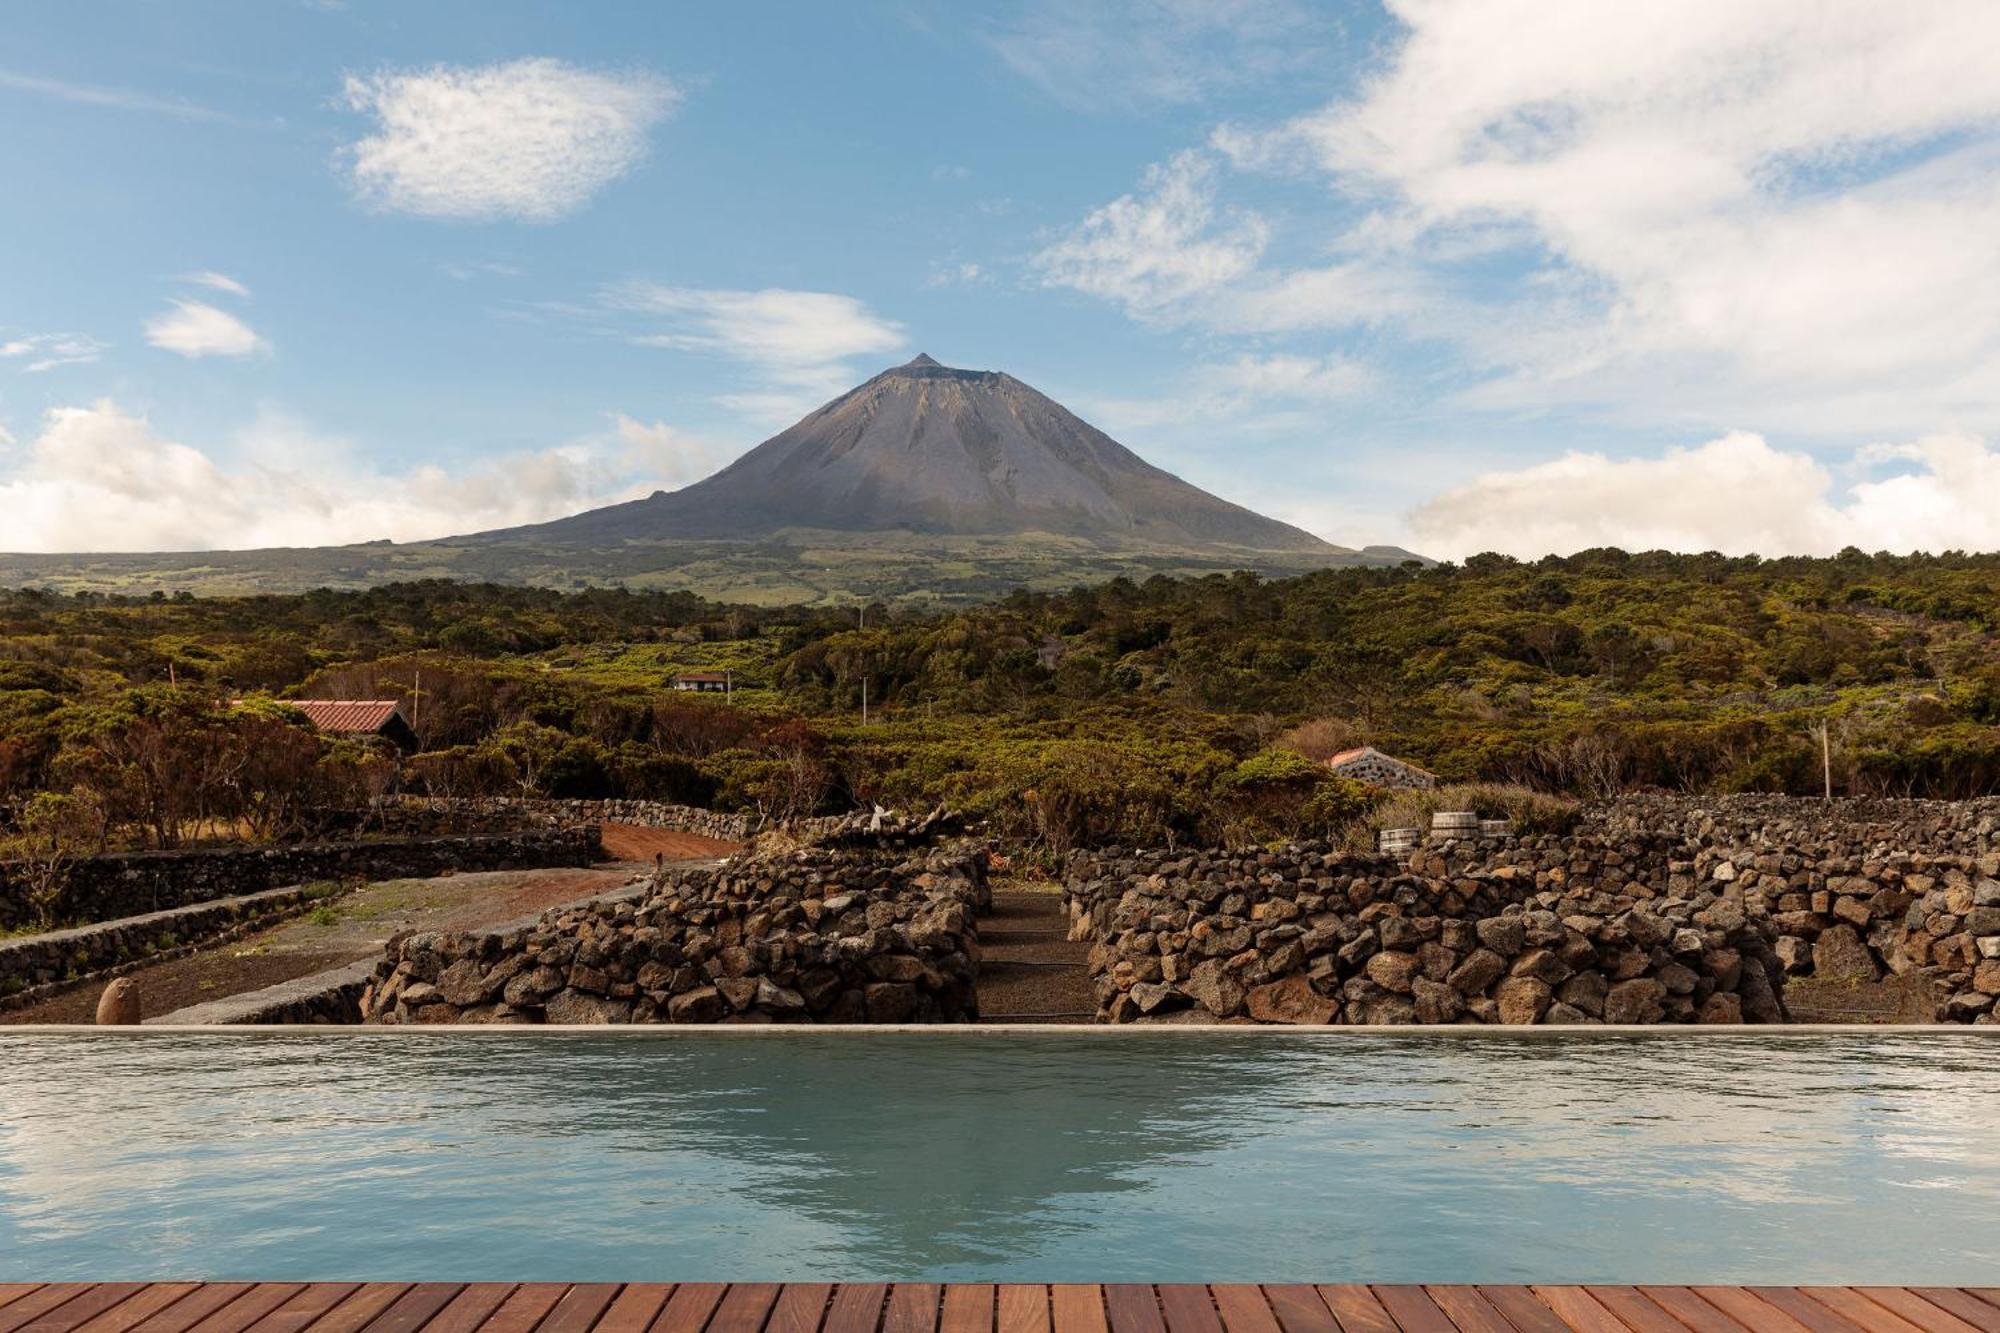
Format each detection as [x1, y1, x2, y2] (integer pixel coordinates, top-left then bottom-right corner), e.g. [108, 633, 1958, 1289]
[1066, 835, 1784, 1026]
[359, 847, 988, 1025]
[1581, 796, 1999, 1021]
[0, 826, 603, 930]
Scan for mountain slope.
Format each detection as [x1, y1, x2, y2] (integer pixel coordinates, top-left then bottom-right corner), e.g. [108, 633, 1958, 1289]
[479, 354, 1341, 553]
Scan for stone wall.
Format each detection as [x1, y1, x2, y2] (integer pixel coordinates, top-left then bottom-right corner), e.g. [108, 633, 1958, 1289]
[1067, 793, 2000, 1024]
[0, 881, 352, 1009]
[1065, 836, 1784, 1025]
[359, 846, 988, 1025]
[1580, 795, 1999, 1021]
[392, 797, 760, 842]
[0, 826, 604, 930]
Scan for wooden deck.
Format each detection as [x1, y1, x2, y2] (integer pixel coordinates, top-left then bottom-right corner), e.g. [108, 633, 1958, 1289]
[2, 1284, 1996, 1333]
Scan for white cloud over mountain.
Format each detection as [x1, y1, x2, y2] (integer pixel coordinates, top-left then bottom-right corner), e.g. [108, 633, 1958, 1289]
[143, 299, 267, 358]
[1409, 432, 2000, 561]
[0, 401, 712, 552]
[612, 284, 906, 424]
[341, 58, 678, 223]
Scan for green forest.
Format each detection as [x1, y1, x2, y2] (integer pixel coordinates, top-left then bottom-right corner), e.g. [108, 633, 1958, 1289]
[4, 547, 1999, 857]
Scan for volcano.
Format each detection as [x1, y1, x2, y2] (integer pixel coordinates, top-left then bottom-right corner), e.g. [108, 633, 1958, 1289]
[478, 354, 1341, 554]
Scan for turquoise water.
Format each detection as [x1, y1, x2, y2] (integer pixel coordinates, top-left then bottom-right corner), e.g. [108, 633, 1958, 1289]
[0, 1032, 1995, 1284]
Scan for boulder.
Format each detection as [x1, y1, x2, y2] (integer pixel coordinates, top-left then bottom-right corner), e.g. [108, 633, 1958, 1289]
[1603, 977, 1667, 1024]
[94, 977, 141, 1026]
[1812, 925, 1881, 981]
[1494, 976, 1551, 1025]
[1246, 975, 1336, 1025]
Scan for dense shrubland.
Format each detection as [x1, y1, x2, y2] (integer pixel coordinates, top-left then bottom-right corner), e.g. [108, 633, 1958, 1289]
[3, 547, 1999, 855]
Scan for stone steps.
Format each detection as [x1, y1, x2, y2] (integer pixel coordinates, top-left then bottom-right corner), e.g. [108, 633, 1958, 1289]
[975, 889, 1096, 1023]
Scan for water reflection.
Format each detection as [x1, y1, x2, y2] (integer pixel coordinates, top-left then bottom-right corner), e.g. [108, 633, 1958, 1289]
[0, 1033, 1995, 1283]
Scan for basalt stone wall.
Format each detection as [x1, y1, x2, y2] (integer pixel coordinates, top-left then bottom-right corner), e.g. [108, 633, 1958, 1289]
[0, 827, 604, 930]
[0, 881, 351, 1008]
[1580, 795, 1999, 1020]
[359, 846, 988, 1025]
[391, 797, 761, 842]
[1064, 835, 1786, 1026]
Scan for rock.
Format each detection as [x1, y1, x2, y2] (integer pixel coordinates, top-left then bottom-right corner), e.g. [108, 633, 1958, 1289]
[667, 986, 727, 1022]
[1509, 948, 1572, 987]
[1246, 975, 1336, 1025]
[544, 991, 631, 1024]
[1411, 978, 1463, 1024]
[1474, 915, 1525, 956]
[1494, 976, 1551, 1025]
[94, 978, 141, 1026]
[1544, 1002, 1591, 1024]
[1446, 948, 1505, 995]
[1184, 959, 1247, 1017]
[864, 982, 917, 1023]
[1365, 949, 1419, 995]
[1812, 925, 1881, 981]
[1697, 992, 1743, 1024]
[1972, 960, 2000, 996]
[1603, 977, 1667, 1024]
[437, 959, 497, 1007]
[1129, 981, 1187, 1015]
[1774, 936, 1813, 974]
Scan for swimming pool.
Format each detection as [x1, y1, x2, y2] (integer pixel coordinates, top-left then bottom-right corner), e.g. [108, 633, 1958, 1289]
[1, 1030, 1994, 1284]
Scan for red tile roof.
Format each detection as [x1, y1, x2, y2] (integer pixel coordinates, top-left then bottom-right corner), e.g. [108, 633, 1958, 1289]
[286, 700, 405, 734]
[1325, 745, 1437, 777]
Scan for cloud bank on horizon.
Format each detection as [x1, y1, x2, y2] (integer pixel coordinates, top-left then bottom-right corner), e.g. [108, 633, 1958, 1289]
[2, 2, 1999, 560]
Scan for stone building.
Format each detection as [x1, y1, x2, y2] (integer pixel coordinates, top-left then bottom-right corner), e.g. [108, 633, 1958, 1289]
[1324, 745, 1436, 790]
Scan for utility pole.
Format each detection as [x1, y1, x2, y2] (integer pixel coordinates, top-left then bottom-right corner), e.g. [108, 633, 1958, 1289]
[1818, 719, 1833, 800]
[412, 669, 422, 739]
[861, 677, 869, 726]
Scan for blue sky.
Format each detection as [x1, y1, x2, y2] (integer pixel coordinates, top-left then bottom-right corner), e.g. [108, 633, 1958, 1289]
[5, 1, 2000, 558]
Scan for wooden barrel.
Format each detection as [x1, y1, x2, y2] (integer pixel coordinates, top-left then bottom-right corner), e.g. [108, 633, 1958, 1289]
[1430, 811, 1479, 838]
[1378, 827, 1421, 854]
[1480, 818, 1514, 838]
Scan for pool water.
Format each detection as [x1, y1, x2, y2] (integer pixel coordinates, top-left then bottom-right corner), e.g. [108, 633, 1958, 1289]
[0, 1031, 1995, 1283]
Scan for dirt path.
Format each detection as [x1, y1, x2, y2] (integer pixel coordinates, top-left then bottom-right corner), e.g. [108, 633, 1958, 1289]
[4, 823, 742, 1025]
[975, 881, 1096, 1023]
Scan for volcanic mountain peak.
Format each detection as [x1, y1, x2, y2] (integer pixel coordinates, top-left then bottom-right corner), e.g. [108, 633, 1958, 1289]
[482, 355, 1348, 555]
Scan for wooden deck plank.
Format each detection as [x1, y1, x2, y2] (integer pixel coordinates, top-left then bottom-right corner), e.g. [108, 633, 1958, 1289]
[412, 1288, 517, 1333]
[0, 1295, 45, 1319]
[1420, 1287, 1515, 1333]
[1631, 1289, 1754, 1333]
[884, 1287, 941, 1333]
[359, 1285, 465, 1333]
[185, 1286, 310, 1333]
[1804, 1291, 1949, 1333]
[770, 1287, 834, 1333]
[1316, 1288, 1402, 1333]
[1848, 1291, 1984, 1333]
[0, 1287, 97, 1333]
[651, 1285, 727, 1333]
[1691, 1290, 1815, 1333]
[713, 1288, 785, 1333]
[67, 1285, 203, 1333]
[1370, 1290, 1455, 1333]
[1529, 1287, 1629, 1333]
[592, 1288, 674, 1333]
[1101, 1289, 1162, 1333]
[997, 1289, 1050, 1333]
[13, 1285, 149, 1333]
[237, 1285, 362, 1333]
[1207, 1289, 1275, 1333]
[534, 1287, 619, 1333]
[1051, 1290, 1106, 1333]
[470, 1287, 568, 1333]
[1905, 1293, 2000, 1333]
[821, 1286, 888, 1333]
[1584, 1288, 1692, 1333]
[1468, 1288, 1571, 1333]
[1256, 1289, 1336, 1333]
[940, 1287, 993, 1333]
[120, 1286, 254, 1333]
[1746, 1290, 1868, 1333]
[1155, 1290, 1219, 1333]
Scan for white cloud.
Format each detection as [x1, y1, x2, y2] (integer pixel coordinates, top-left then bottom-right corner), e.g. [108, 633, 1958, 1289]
[0, 333, 107, 373]
[987, 0, 1332, 111]
[341, 58, 677, 223]
[0, 68, 233, 122]
[1226, 2, 2000, 425]
[144, 299, 268, 358]
[182, 271, 251, 298]
[1034, 151, 1268, 317]
[611, 284, 906, 423]
[0, 401, 715, 553]
[1408, 430, 2000, 561]
[1086, 352, 1373, 431]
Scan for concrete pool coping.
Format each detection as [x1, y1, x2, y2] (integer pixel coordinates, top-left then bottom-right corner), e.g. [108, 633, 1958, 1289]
[3, 1021, 1996, 1036]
